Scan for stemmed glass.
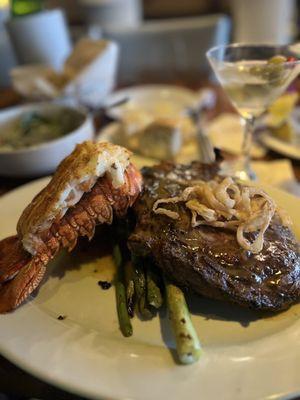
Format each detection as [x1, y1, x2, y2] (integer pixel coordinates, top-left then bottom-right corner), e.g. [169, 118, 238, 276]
[206, 44, 300, 180]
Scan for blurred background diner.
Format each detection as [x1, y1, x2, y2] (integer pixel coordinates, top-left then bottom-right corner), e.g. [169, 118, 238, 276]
[2, 0, 300, 398]
[0, 0, 298, 89]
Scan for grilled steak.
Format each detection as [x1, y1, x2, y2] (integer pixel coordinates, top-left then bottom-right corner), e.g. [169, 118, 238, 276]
[128, 162, 300, 311]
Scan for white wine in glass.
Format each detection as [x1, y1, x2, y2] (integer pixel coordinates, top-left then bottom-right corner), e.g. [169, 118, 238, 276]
[207, 44, 300, 180]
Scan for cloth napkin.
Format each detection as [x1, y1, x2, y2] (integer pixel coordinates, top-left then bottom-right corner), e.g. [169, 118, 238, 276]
[252, 159, 300, 197]
[206, 113, 300, 197]
[206, 113, 266, 158]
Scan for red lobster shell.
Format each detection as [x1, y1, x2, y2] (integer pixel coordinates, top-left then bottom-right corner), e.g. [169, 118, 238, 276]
[0, 144, 142, 313]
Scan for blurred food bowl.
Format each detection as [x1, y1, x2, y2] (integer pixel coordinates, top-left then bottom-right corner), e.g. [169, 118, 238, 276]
[0, 102, 94, 177]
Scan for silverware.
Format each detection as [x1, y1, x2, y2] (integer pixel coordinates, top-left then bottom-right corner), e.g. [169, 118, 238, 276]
[196, 124, 216, 164]
[185, 90, 216, 164]
[104, 96, 130, 112]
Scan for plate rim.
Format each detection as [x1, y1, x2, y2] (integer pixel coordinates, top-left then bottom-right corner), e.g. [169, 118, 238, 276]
[104, 84, 197, 119]
[260, 131, 300, 160]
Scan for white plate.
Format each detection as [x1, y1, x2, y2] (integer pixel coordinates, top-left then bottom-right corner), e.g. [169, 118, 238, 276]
[97, 121, 201, 166]
[260, 107, 300, 160]
[97, 115, 267, 164]
[260, 131, 300, 160]
[1, 179, 300, 400]
[105, 84, 197, 120]
[97, 122, 158, 168]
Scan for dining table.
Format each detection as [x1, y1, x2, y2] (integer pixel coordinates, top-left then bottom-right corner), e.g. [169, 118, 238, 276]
[0, 80, 300, 400]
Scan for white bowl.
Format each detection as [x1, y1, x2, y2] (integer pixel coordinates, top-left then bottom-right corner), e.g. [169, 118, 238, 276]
[0, 103, 94, 177]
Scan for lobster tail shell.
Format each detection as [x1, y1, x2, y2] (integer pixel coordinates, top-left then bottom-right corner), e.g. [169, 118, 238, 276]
[0, 161, 142, 312]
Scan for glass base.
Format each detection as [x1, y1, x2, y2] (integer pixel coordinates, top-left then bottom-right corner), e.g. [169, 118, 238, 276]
[220, 157, 257, 182]
[233, 167, 257, 182]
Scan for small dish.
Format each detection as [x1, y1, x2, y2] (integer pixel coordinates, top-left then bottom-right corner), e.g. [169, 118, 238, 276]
[259, 106, 300, 160]
[0, 102, 94, 177]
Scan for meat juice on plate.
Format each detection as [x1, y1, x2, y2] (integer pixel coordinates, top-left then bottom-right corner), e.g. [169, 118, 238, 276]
[218, 59, 300, 120]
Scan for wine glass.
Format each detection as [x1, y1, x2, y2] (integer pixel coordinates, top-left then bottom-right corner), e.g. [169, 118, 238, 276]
[206, 44, 300, 180]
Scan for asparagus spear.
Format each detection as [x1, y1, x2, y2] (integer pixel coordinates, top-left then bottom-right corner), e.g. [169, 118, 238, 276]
[136, 266, 153, 319]
[132, 257, 153, 319]
[124, 261, 135, 317]
[146, 267, 163, 309]
[113, 245, 133, 337]
[113, 244, 122, 266]
[165, 279, 202, 364]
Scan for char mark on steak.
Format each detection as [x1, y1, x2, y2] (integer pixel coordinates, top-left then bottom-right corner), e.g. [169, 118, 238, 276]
[128, 161, 300, 311]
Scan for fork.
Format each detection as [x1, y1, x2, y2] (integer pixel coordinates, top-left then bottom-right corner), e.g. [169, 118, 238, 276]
[185, 89, 216, 164]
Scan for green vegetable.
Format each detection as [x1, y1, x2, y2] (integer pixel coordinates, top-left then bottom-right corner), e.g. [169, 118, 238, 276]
[146, 267, 163, 309]
[132, 256, 153, 319]
[20, 112, 48, 135]
[124, 261, 135, 317]
[113, 245, 122, 269]
[249, 54, 287, 86]
[267, 55, 287, 65]
[165, 279, 202, 364]
[113, 245, 133, 337]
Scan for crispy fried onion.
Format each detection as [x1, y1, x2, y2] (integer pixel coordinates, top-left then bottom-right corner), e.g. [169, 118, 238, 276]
[152, 177, 290, 254]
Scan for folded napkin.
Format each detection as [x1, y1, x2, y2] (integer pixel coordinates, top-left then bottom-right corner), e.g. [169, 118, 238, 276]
[11, 39, 119, 108]
[252, 159, 300, 197]
[206, 113, 266, 158]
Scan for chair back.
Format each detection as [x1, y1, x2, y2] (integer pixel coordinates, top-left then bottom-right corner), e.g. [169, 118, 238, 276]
[103, 14, 231, 84]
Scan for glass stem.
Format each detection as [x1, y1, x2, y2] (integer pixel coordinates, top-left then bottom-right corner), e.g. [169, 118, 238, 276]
[242, 117, 256, 180]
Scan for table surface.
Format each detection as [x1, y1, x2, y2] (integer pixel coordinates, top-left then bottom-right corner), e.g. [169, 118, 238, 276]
[0, 84, 300, 399]
[1, 85, 300, 198]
